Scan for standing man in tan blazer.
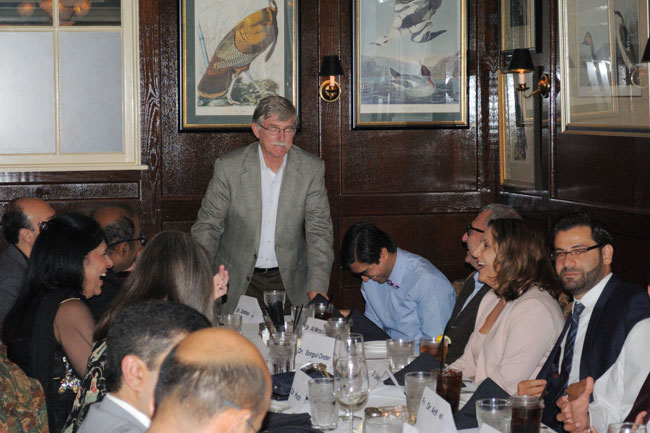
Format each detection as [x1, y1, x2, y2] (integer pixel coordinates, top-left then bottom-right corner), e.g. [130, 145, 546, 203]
[192, 96, 334, 313]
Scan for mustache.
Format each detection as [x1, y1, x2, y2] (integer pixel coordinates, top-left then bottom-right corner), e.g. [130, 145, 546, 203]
[560, 267, 581, 275]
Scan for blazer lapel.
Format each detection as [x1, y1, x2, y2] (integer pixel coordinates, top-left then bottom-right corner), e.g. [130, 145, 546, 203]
[241, 144, 263, 249]
[579, 275, 617, 378]
[275, 149, 301, 241]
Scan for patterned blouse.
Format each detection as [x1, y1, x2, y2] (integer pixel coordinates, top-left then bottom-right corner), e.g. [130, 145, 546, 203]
[61, 339, 107, 433]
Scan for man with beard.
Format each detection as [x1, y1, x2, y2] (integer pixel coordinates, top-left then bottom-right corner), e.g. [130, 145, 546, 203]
[517, 212, 650, 433]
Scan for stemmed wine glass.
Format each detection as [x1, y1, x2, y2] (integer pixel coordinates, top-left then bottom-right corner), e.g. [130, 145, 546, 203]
[334, 355, 369, 433]
[333, 332, 365, 360]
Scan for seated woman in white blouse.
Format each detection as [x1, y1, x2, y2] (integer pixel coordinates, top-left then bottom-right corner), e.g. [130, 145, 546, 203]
[450, 218, 564, 395]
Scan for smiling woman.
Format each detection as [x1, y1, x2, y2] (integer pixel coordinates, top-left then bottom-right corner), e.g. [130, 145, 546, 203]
[1, 213, 107, 433]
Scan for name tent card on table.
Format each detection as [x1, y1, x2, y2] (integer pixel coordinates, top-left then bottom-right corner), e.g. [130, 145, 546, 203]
[295, 332, 335, 372]
[367, 359, 390, 390]
[288, 366, 311, 411]
[303, 317, 328, 335]
[234, 295, 264, 323]
[416, 386, 457, 433]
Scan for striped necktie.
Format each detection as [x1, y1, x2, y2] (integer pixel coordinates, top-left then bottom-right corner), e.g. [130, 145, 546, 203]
[560, 302, 585, 391]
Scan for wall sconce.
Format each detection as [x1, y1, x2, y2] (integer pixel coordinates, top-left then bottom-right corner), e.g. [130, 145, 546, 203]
[507, 48, 551, 98]
[319, 55, 344, 102]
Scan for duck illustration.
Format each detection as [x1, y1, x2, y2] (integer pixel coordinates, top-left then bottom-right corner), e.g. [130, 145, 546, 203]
[614, 10, 637, 85]
[389, 65, 436, 98]
[197, 0, 278, 104]
[372, 0, 446, 46]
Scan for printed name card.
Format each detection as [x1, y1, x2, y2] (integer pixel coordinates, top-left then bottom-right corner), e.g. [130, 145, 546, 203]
[303, 317, 328, 335]
[288, 367, 311, 411]
[366, 359, 390, 390]
[295, 332, 335, 372]
[234, 295, 264, 323]
[415, 386, 457, 433]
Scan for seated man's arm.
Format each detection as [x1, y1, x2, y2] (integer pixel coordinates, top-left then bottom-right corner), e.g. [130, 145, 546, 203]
[556, 378, 593, 433]
[303, 160, 334, 297]
[416, 273, 455, 339]
[191, 158, 230, 265]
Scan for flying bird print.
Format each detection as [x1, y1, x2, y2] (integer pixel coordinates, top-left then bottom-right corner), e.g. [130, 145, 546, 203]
[372, 0, 446, 46]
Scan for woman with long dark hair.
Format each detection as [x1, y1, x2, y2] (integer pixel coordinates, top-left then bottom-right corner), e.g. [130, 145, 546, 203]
[2, 213, 112, 432]
[449, 218, 565, 394]
[62, 231, 228, 433]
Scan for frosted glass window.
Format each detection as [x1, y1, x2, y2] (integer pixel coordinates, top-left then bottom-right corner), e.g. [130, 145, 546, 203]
[59, 32, 123, 153]
[0, 32, 55, 154]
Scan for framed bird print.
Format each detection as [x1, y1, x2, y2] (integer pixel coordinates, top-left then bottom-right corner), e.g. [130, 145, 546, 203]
[179, 0, 299, 130]
[352, 0, 468, 129]
[559, 0, 650, 136]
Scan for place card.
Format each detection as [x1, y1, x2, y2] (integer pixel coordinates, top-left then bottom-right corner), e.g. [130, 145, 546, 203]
[415, 386, 457, 433]
[303, 317, 327, 335]
[234, 295, 264, 323]
[295, 332, 335, 372]
[366, 359, 390, 390]
[288, 367, 311, 411]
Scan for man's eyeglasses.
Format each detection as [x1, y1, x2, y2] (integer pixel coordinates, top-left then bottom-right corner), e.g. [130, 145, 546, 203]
[465, 224, 485, 237]
[257, 123, 297, 136]
[550, 244, 602, 261]
[107, 235, 146, 249]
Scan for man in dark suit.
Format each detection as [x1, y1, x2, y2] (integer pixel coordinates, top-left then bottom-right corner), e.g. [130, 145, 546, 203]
[444, 204, 520, 363]
[518, 213, 650, 432]
[77, 301, 210, 433]
[0, 197, 55, 324]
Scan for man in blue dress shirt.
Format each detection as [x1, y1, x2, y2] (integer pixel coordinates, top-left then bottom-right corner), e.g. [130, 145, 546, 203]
[340, 222, 455, 342]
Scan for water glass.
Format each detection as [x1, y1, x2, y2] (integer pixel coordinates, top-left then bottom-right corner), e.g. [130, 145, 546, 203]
[363, 416, 404, 433]
[267, 334, 297, 374]
[292, 304, 314, 329]
[608, 423, 647, 433]
[404, 372, 436, 424]
[313, 302, 334, 320]
[386, 339, 415, 373]
[324, 317, 351, 339]
[509, 395, 543, 433]
[216, 314, 242, 332]
[476, 398, 512, 433]
[308, 378, 338, 431]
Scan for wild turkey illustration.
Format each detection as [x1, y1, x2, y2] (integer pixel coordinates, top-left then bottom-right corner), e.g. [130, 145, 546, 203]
[198, 0, 278, 104]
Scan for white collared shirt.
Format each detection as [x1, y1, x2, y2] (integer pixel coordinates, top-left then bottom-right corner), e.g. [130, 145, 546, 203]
[459, 272, 485, 313]
[255, 145, 286, 268]
[105, 393, 151, 428]
[559, 272, 613, 386]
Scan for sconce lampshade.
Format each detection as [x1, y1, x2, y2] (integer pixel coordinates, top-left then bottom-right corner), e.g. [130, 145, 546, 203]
[508, 48, 535, 73]
[319, 55, 344, 76]
[642, 37, 650, 62]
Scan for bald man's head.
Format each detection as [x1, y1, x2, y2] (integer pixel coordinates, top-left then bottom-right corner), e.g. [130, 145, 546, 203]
[2, 197, 55, 256]
[153, 328, 271, 432]
[92, 205, 141, 272]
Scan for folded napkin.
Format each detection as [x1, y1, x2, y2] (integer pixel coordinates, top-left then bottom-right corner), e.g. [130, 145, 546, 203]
[271, 372, 295, 400]
[383, 352, 441, 386]
[453, 377, 510, 430]
[261, 412, 322, 433]
[348, 308, 390, 341]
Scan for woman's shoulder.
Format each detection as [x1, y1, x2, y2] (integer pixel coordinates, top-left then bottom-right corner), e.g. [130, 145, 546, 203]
[512, 286, 563, 317]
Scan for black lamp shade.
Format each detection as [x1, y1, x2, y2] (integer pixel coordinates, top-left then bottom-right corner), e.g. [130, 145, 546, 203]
[642, 37, 650, 62]
[508, 49, 535, 73]
[319, 55, 344, 76]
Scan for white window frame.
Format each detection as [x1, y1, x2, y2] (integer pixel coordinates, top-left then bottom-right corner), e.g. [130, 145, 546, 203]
[0, 0, 145, 172]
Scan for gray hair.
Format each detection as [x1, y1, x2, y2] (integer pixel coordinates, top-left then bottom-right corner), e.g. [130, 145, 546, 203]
[252, 95, 297, 125]
[155, 353, 268, 424]
[481, 204, 521, 223]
